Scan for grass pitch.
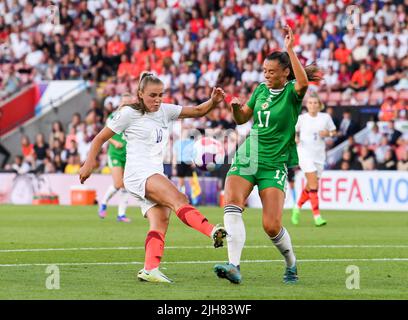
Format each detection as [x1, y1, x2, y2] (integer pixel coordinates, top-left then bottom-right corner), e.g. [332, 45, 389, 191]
[0, 205, 408, 300]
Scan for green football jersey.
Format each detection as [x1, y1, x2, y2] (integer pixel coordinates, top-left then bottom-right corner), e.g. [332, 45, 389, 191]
[107, 112, 127, 158]
[234, 81, 303, 169]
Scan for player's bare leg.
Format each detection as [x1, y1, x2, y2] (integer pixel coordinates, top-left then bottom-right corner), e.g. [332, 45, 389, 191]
[260, 187, 298, 283]
[145, 174, 226, 247]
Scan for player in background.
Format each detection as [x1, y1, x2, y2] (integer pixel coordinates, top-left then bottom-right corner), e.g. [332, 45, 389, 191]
[214, 26, 321, 284]
[287, 167, 297, 207]
[98, 93, 135, 222]
[291, 93, 337, 226]
[79, 72, 227, 283]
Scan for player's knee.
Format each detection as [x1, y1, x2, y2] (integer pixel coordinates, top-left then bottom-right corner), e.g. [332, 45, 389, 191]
[224, 192, 245, 209]
[114, 182, 124, 189]
[171, 192, 189, 211]
[263, 220, 282, 238]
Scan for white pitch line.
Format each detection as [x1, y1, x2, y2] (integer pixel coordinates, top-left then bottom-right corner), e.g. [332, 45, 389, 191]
[1, 258, 408, 268]
[1, 244, 408, 253]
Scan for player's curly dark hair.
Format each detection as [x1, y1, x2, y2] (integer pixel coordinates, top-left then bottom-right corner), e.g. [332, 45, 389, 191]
[265, 51, 322, 83]
[126, 72, 163, 114]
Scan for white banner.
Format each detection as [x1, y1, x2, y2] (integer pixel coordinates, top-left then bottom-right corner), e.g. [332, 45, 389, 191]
[248, 170, 408, 211]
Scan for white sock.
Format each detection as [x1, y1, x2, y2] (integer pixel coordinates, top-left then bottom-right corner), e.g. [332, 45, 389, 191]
[118, 188, 129, 217]
[270, 227, 296, 268]
[224, 204, 245, 267]
[102, 185, 119, 205]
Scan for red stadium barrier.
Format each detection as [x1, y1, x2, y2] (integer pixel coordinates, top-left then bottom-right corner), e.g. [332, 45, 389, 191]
[0, 84, 40, 136]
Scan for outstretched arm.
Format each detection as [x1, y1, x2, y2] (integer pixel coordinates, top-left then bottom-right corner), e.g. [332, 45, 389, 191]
[285, 25, 309, 97]
[79, 127, 115, 184]
[178, 87, 225, 118]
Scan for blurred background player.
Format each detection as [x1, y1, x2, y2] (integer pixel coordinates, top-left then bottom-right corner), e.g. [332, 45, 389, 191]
[291, 93, 337, 226]
[98, 93, 135, 223]
[172, 129, 195, 194]
[80, 73, 227, 283]
[287, 167, 297, 207]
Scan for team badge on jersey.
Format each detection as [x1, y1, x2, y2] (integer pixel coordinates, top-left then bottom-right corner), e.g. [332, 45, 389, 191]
[262, 102, 268, 109]
[113, 112, 121, 121]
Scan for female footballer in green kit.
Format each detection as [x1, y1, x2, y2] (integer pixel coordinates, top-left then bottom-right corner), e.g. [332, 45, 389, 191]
[98, 94, 134, 222]
[214, 26, 321, 284]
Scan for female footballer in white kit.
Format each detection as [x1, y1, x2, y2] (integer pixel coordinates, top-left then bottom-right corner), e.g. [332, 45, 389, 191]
[291, 92, 336, 226]
[79, 72, 227, 283]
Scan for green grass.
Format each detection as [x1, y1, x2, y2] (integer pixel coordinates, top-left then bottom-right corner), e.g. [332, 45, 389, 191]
[1, 205, 408, 299]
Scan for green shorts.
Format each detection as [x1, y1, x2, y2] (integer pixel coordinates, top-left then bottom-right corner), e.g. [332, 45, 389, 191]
[227, 162, 288, 192]
[108, 154, 126, 168]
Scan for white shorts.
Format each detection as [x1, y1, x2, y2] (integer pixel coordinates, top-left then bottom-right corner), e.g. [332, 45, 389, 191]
[299, 157, 324, 178]
[124, 171, 166, 217]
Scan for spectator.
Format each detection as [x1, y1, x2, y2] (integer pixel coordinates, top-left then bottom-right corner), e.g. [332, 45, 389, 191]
[358, 145, 377, 170]
[334, 41, 351, 65]
[366, 124, 382, 150]
[395, 137, 407, 161]
[384, 57, 404, 88]
[378, 149, 398, 170]
[10, 155, 31, 174]
[352, 37, 369, 62]
[340, 160, 351, 171]
[336, 64, 352, 92]
[350, 64, 374, 92]
[1, 66, 20, 98]
[103, 87, 121, 110]
[20, 135, 34, 160]
[397, 150, 408, 171]
[43, 156, 56, 173]
[337, 110, 359, 143]
[325, 106, 340, 129]
[86, 98, 104, 124]
[241, 63, 261, 86]
[386, 120, 402, 146]
[346, 136, 362, 157]
[335, 150, 362, 170]
[53, 153, 66, 173]
[322, 66, 338, 92]
[64, 154, 81, 174]
[68, 113, 82, 133]
[33, 133, 50, 168]
[48, 121, 65, 147]
[379, 97, 398, 121]
[375, 135, 391, 164]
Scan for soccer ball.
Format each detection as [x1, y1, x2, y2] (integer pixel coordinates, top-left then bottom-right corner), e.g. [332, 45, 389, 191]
[193, 137, 225, 171]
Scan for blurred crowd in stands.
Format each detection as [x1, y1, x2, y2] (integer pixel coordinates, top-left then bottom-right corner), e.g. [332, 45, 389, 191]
[0, 0, 407, 174]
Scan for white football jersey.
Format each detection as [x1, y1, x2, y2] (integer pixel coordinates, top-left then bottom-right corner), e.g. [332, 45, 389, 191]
[296, 112, 336, 164]
[107, 103, 182, 181]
